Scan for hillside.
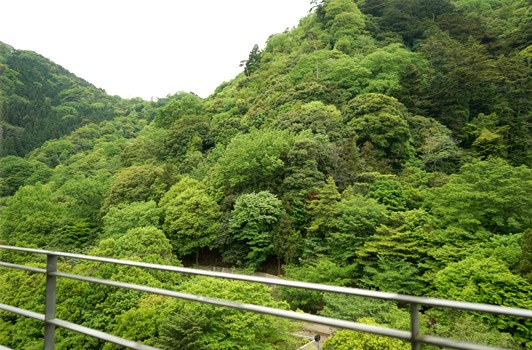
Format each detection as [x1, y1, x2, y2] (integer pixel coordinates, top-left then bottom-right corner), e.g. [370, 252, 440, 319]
[0, 41, 138, 157]
[1, 0, 532, 348]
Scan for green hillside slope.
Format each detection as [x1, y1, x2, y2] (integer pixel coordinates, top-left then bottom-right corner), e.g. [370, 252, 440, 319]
[1, 0, 532, 348]
[0, 42, 129, 157]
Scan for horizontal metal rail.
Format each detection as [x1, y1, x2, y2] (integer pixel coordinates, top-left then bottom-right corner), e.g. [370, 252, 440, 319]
[0, 244, 528, 350]
[2, 245, 531, 319]
[0, 304, 157, 350]
[0, 303, 45, 322]
[49, 319, 158, 350]
[0, 261, 45, 274]
[51, 271, 412, 340]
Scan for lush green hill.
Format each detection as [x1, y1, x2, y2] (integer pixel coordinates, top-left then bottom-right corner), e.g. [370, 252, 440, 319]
[1, 0, 532, 348]
[0, 41, 132, 157]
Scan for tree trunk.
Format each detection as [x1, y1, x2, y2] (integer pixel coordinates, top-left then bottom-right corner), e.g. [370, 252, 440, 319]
[196, 248, 199, 267]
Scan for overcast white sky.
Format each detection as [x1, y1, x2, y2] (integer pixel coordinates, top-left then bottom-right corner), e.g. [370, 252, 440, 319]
[1, 0, 311, 100]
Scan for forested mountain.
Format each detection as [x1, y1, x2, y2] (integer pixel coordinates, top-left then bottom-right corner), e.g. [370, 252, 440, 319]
[0, 41, 137, 157]
[1, 0, 532, 349]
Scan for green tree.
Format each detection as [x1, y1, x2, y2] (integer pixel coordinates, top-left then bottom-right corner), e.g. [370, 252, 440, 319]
[280, 257, 355, 313]
[272, 101, 345, 142]
[101, 200, 162, 240]
[158, 277, 295, 350]
[426, 158, 532, 236]
[321, 137, 366, 191]
[0, 265, 47, 348]
[52, 231, 179, 350]
[323, 0, 364, 26]
[328, 195, 388, 264]
[432, 256, 532, 344]
[288, 50, 336, 85]
[160, 177, 221, 264]
[59, 171, 112, 224]
[0, 156, 34, 196]
[41, 121, 81, 158]
[276, 80, 346, 107]
[211, 129, 294, 197]
[461, 112, 508, 158]
[362, 256, 421, 294]
[357, 209, 432, 269]
[367, 0, 453, 46]
[398, 166, 440, 209]
[305, 177, 341, 257]
[101, 165, 172, 213]
[323, 0, 366, 52]
[0, 226, 180, 350]
[359, 44, 426, 95]
[206, 117, 247, 147]
[343, 93, 410, 162]
[369, 177, 407, 211]
[320, 295, 410, 332]
[393, 63, 429, 116]
[281, 137, 325, 198]
[227, 191, 285, 269]
[241, 44, 262, 76]
[497, 47, 532, 166]
[153, 92, 203, 128]
[325, 57, 371, 99]
[113, 226, 173, 260]
[407, 115, 459, 172]
[272, 214, 303, 269]
[323, 319, 409, 350]
[519, 229, 532, 284]
[163, 115, 210, 161]
[57, 218, 96, 246]
[0, 183, 69, 248]
[120, 126, 165, 166]
[428, 315, 520, 349]
[330, 11, 366, 44]
[158, 312, 210, 350]
[420, 30, 499, 132]
[421, 159, 532, 277]
[104, 295, 166, 349]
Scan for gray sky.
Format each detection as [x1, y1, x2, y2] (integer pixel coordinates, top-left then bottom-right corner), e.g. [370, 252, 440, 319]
[1, 0, 311, 99]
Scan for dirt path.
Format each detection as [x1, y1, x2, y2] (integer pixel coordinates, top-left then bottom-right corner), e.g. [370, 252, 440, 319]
[197, 265, 282, 279]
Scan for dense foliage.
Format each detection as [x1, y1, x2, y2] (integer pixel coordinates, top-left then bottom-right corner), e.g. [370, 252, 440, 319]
[1, 0, 532, 348]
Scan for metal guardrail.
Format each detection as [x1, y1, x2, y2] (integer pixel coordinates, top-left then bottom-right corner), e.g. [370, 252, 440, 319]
[0, 245, 531, 350]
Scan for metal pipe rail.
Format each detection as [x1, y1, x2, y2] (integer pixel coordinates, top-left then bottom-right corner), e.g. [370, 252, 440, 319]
[0, 245, 530, 350]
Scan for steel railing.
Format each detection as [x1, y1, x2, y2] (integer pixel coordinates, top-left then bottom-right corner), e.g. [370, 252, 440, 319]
[0, 245, 531, 350]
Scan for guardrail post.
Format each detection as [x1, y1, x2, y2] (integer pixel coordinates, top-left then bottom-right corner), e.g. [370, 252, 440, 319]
[410, 303, 420, 350]
[44, 254, 57, 350]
